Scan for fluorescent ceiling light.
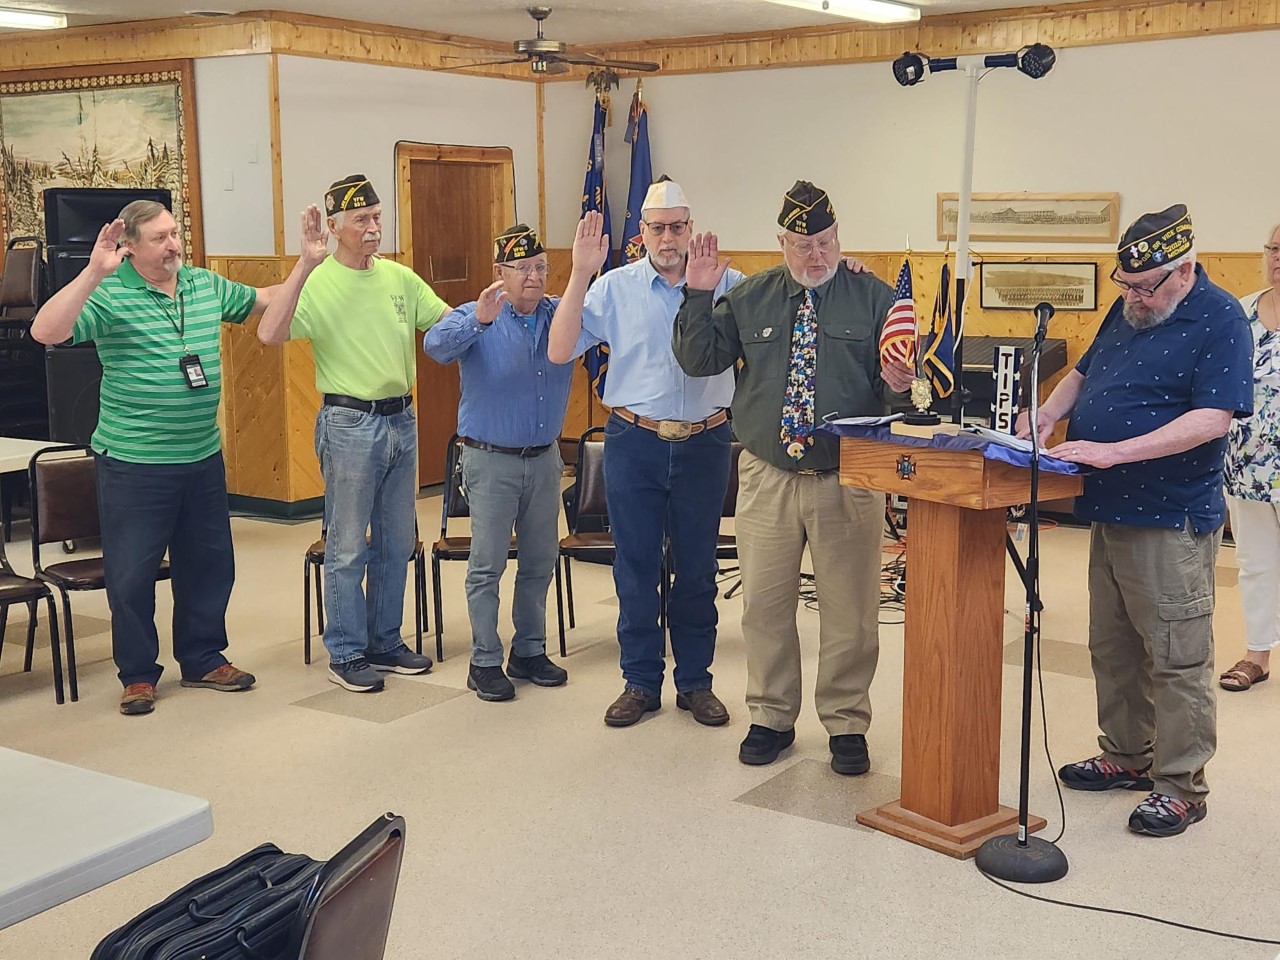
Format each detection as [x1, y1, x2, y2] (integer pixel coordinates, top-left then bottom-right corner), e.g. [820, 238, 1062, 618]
[764, 0, 921, 25]
[0, 6, 67, 29]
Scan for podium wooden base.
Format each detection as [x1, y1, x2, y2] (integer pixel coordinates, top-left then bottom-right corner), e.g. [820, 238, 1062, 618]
[856, 801, 1047, 860]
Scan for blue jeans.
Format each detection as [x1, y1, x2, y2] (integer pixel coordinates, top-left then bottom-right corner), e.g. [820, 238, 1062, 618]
[603, 414, 731, 696]
[315, 405, 418, 665]
[95, 452, 234, 687]
[460, 444, 562, 666]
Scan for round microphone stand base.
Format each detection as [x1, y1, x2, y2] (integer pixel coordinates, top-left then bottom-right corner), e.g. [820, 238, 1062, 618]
[975, 833, 1068, 883]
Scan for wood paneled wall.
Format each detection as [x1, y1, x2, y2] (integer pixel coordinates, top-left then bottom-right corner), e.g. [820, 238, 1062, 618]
[211, 255, 326, 503]
[0, 3, 1276, 80]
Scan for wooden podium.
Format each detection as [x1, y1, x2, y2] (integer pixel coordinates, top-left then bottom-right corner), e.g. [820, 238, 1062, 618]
[840, 436, 1083, 859]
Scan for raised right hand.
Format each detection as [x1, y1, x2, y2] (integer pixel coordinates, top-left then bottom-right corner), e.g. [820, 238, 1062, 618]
[475, 279, 507, 325]
[571, 211, 610, 275]
[89, 220, 128, 277]
[686, 232, 730, 291]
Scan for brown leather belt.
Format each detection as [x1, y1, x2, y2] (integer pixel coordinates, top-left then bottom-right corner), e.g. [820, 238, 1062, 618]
[612, 406, 729, 442]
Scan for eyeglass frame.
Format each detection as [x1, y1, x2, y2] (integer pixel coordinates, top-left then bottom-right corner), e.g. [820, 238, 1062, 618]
[783, 235, 840, 256]
[640, 219, 690, 237]
[1109, 264, 1179, 298]
[1263, 243, 1280, 256]
[497, 260, 550, 277]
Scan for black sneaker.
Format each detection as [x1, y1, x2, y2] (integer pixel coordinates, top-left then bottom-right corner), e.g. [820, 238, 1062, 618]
[830, 734, 870, 776]
[507, 652, 568, 687]
[468, 663, 516, 702]
[328, 658, 385, 693]
[1128, 793, 1207, 837]
[738, 724, 795, 766]
[1058, 755, 1154, 792]
[367, 646, 433, 675]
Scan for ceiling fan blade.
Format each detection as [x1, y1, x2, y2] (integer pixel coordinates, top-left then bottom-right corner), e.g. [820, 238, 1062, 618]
[433, 56, 527, 72]
[556, 53, 660, 72]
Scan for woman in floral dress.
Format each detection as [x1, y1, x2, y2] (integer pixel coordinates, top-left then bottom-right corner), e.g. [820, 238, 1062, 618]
[1221, 224, 1280, 691]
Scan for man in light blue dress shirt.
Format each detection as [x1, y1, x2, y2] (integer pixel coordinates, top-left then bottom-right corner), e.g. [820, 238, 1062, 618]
[549, 180, 744, 728]
[425, 224, 574, 702]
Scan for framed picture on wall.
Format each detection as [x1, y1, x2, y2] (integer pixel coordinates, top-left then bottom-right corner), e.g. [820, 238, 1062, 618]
[937, 192, 1119, 244]
[978, 261, 1099, 311]
[0, 59, 203, 263]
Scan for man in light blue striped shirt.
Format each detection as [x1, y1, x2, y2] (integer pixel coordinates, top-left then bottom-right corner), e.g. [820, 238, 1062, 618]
[425, 224, 574, 701]
[549, 180, 743, 729]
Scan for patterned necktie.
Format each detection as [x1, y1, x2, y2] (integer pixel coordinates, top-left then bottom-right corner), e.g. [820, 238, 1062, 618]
[780, 289, 818, 461]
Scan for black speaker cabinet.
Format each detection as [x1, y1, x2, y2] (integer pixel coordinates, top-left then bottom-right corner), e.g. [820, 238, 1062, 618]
[47, 245, 92, 295]
[46, 343, 102, 445]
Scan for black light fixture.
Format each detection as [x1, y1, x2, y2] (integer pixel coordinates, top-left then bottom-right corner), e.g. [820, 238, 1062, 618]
[891, 51, 929, 86]
[891, 43, 1057, 87]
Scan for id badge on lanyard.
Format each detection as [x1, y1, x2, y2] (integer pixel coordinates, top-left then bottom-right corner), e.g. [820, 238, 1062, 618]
[170, 291, 208, 390]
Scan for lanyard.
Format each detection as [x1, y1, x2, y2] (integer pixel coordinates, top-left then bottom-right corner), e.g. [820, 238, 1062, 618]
[166, 291, 188, 352]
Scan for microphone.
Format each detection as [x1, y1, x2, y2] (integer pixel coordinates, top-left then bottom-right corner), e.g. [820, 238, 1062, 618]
[1033, 301, 1054, 343]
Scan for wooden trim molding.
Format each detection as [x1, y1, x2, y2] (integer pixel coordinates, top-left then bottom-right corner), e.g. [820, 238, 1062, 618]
[0, 4, 1274, 79]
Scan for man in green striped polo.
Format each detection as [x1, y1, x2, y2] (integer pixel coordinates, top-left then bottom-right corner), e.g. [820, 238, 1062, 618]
[32, 199, 328, 715]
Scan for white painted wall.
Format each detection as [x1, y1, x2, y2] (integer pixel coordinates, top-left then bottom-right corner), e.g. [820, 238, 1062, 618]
[276, 56, 538, 256]
[193, 56, 275, 256]
[542, 30, 1276, 251]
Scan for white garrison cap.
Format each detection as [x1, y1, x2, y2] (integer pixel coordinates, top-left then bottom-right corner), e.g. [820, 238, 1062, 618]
[642, 177, 690, 213]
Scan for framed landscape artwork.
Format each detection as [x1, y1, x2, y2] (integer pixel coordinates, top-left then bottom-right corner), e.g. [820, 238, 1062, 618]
[978, 261, 1099, 311]
[0, 60, 202, 262]
[937, 192, 1119, 243]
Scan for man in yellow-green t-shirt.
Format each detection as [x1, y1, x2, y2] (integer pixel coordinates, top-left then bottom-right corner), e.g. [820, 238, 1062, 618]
[259, 175, 448, 693]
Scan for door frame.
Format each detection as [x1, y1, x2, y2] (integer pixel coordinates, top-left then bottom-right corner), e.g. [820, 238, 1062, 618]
[395, 142, 516, 272]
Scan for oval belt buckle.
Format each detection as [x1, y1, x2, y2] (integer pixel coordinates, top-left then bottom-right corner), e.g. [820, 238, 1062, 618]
[658, 420, 693, 441]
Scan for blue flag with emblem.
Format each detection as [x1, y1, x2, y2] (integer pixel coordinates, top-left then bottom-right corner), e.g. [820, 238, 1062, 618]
[622, 83, 651, 265]
[580, 92, 613, 401]
[921, 259, 957, 398]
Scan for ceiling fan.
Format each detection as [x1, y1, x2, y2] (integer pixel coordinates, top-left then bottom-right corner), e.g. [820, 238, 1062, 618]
[439, 6, 660, 76]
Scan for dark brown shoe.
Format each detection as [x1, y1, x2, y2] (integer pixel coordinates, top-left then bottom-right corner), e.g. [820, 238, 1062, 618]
[676, 688, 729, 726]
[604, 687, 661, 727]
[180, 663, 256, 691]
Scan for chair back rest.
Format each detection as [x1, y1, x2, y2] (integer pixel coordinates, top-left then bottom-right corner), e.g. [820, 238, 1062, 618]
[439, 435, 469, 535]
[723, 441, 745, 518]
[574, 435, 608, 526]
[30, 446, 98, 550]
[288, 813, 406, 960]
[0, 237, 43, 311]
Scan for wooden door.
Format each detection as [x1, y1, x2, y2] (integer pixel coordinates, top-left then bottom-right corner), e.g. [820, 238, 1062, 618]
[399, 145, 514, 487]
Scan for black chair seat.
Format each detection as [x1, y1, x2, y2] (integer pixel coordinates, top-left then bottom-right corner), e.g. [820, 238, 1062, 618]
[308, 536, 424, 565]
[432, 536, 515, 559]
[0, 571, 48, 601]
[559, 531, 614, 553]
[43, 557, 171, 589]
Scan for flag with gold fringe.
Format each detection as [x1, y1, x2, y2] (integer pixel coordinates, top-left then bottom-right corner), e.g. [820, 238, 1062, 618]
[580, 91, 613, 400]
[921, 259, 957, 398]
[878, 258, 917, 366]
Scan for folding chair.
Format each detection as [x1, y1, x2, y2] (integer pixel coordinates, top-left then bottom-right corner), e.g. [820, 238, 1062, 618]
[0, 524, 64, 702]
[29, 445, 170, 702]
[285, 812, 407, 960]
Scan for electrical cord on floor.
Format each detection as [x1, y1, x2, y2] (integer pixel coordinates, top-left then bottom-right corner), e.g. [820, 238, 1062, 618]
[976, 533, 1280, 947]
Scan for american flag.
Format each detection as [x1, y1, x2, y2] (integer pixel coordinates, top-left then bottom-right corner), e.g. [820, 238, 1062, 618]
[878, 258, 917, 366]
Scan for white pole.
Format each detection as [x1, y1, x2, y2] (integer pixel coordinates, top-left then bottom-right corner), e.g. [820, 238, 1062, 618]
[949, 62, 981, 421]
[954, 62, 980, 340]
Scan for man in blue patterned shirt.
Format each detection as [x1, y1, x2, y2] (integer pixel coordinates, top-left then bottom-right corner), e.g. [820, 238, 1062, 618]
[425, 224, 573, 701]
[1018, 204, 1253, 837]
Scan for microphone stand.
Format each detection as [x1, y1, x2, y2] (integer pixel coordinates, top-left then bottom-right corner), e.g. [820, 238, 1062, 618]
[974, 303, 1068, 883]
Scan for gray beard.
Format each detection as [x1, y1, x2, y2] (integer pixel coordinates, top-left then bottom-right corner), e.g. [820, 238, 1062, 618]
[1123, 299, 1176, 330]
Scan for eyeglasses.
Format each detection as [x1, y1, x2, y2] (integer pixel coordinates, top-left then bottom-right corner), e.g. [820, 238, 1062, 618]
[641, 220, 689, 237]
[499, 262, 550, 277]
[1264, 244, 1280, 256]
[787, 237, 839, 256]
[1109, 265, 1177, 298]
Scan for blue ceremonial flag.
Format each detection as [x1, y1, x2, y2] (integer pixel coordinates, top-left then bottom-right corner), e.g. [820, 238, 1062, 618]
[580, 93, 612, 400]
[621, 84, 652, 265]
[921, 259, 957, 398]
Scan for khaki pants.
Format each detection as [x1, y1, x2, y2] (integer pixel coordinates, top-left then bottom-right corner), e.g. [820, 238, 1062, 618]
[736, 450, 883, 735]
[1088, 520, 1220, 801]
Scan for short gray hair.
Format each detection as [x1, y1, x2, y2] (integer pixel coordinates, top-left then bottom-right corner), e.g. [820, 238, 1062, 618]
[118, 200, 170, 243]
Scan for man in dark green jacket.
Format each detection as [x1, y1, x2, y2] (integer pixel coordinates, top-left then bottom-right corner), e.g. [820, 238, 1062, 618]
[673, 180, 913, 775]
